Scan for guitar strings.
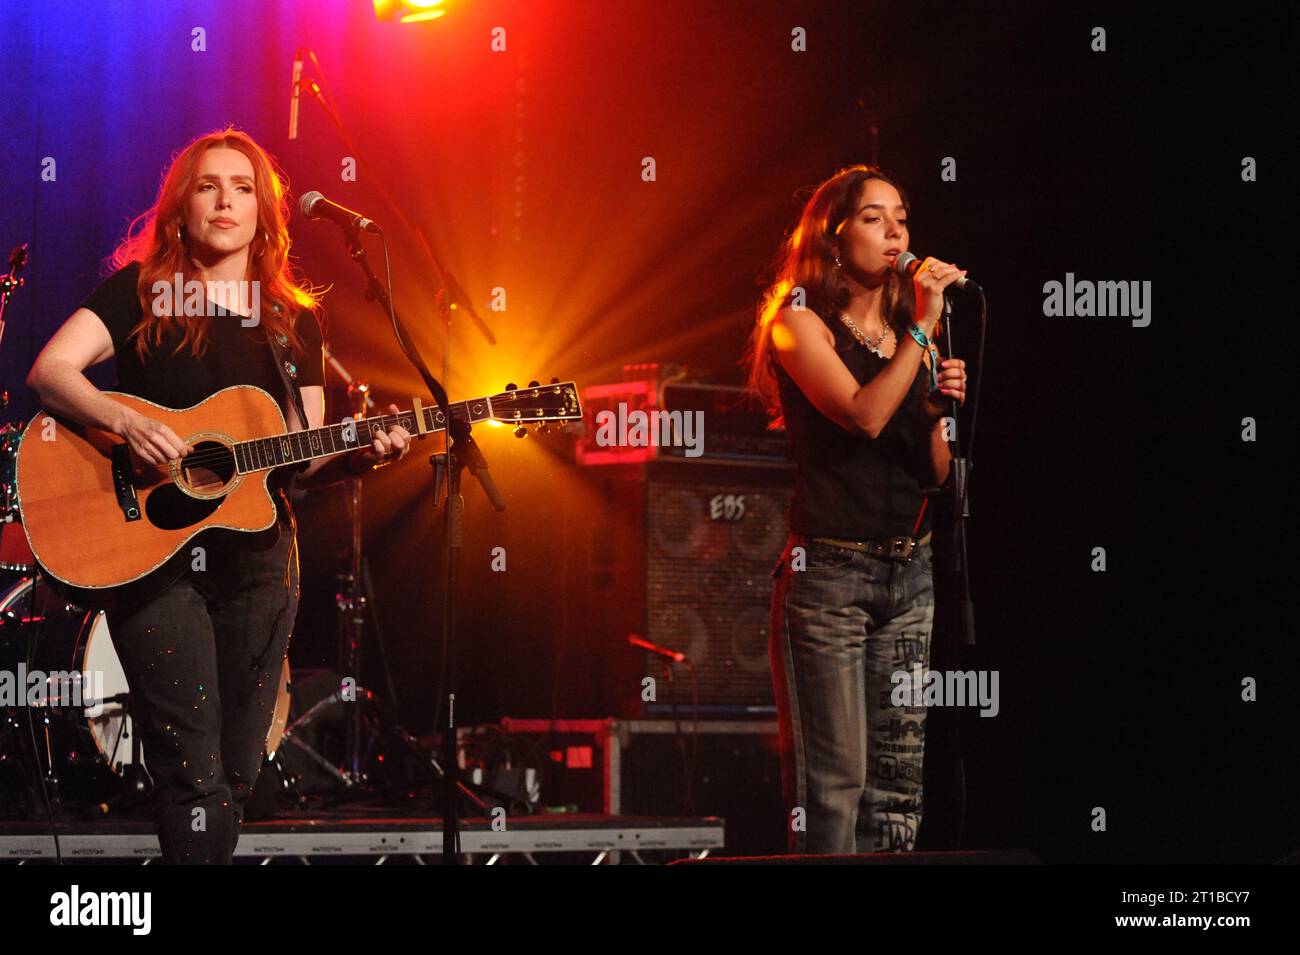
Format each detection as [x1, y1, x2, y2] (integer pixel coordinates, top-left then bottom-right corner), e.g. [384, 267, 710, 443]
[169, 427, 399, 470]
[147, 399, 569, 472]
[153, 416, 539, 470]
[152, 411, 415, 471]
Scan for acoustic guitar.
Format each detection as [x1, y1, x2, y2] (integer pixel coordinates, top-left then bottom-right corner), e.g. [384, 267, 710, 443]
[16, 380, 581, 604]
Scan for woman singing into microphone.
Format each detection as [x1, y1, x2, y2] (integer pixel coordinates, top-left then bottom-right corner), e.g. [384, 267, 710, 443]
[746, 165, 968, 854]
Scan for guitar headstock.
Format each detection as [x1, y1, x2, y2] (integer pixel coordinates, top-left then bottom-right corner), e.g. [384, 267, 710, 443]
[492, 378, 582, 438]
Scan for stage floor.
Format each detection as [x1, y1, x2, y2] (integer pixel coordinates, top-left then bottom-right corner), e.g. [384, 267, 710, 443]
[0, 812, 725, 864]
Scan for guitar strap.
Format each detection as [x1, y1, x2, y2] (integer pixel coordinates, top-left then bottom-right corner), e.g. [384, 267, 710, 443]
[266, 317, 311, 476]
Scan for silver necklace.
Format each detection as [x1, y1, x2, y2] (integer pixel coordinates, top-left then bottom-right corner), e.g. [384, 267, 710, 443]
[838, 313, 892, 356]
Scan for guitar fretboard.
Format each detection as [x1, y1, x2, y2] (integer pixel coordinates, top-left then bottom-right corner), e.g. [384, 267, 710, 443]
[232, 397, 497, 474]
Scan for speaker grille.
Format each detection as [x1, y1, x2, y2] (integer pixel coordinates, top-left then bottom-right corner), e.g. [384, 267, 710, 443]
[645, 469, 791, 708]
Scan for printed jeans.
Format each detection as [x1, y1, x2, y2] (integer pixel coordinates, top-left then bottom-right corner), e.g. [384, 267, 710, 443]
[106, 511, 298, 864]
[770, 533, 934, 854]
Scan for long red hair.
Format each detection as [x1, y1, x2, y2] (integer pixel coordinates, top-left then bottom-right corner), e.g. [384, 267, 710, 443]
[109, 127, 319, 361]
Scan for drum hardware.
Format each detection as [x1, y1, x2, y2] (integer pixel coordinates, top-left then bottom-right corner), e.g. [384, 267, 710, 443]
[0, 575, 135, 814]
[269, 363, 440, 801]
[98, 695, 165, 823]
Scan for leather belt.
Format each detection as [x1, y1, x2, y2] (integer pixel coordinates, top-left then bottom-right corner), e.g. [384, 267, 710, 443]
[807, 530, 931, 563]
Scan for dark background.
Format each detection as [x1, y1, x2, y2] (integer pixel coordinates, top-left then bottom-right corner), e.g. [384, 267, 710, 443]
[1, 0, 1293, 863]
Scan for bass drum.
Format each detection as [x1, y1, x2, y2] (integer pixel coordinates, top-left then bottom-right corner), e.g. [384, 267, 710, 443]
[266, 657, 292, 758]
[0, 575, 130, 803]
[0, 576, 294, 796]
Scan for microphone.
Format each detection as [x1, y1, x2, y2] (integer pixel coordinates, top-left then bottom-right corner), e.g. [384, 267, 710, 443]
[288, 49, 304, 140]
[894, 251, 981, 294]
[299, 191, 382, 234]
[627, 634, 686, 664]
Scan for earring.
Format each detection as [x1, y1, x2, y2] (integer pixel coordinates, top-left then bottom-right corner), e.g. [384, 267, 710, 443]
[176, 222, 184, 244]
[833, 251, 842, 269]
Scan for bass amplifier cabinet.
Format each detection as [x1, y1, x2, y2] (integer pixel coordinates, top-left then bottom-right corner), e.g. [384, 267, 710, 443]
[562, 459, 794, 717]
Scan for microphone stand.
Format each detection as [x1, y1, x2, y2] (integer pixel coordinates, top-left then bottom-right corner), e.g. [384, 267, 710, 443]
[934, 288, 988, 850]
[340, 379, 370, 785]
[938, 293, 977, 645]
[337, 224, 505, 865]
[321, 345, 406, 707]
[292, 48, 506, 857]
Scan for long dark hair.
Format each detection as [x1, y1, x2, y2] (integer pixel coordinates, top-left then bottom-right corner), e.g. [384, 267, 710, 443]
[744, 164, 935, 421]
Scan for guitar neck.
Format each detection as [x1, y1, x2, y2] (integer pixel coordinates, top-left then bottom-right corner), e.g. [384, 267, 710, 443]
[232, 396, 491, 474]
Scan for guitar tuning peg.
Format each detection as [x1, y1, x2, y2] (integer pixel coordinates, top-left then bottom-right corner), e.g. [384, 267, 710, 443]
[536, 423, 551, 436]
[550, 377, 559, 384]
[505, 382, 517, 391]
[527, 380, 540, 388]
[513, 425, 528, 439]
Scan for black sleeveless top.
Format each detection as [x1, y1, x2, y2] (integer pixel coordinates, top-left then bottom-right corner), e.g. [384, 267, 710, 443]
[775, 313, 935, 540]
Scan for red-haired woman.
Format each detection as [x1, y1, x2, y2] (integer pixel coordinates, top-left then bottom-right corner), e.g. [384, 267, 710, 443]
[26, 128, 412, 863]
[746, 165, 968, 854]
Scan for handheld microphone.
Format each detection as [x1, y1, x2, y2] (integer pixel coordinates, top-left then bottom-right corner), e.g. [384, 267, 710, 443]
[299, 191, 382, 234]
[288, 50, 304, 140]
[894, 251, 981, 294]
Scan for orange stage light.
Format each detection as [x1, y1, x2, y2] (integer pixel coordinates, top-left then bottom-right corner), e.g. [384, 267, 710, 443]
[372, 0, 447, 24]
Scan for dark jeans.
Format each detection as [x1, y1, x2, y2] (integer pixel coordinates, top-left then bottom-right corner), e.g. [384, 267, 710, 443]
[106, 504, 298, 864]
[770, 533, 934, 854]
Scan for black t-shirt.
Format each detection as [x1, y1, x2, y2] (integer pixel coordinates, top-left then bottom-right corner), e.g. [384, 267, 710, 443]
[80, 261, 324, 414]
[776, 312, 934, 541]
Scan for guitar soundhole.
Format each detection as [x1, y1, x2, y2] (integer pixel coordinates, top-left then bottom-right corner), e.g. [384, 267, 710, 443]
[145, 483, 224, 530]
[179, 441, 237, 495]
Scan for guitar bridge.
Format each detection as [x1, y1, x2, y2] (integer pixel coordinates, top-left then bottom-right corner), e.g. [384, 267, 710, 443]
[110, 444, 142, 522]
